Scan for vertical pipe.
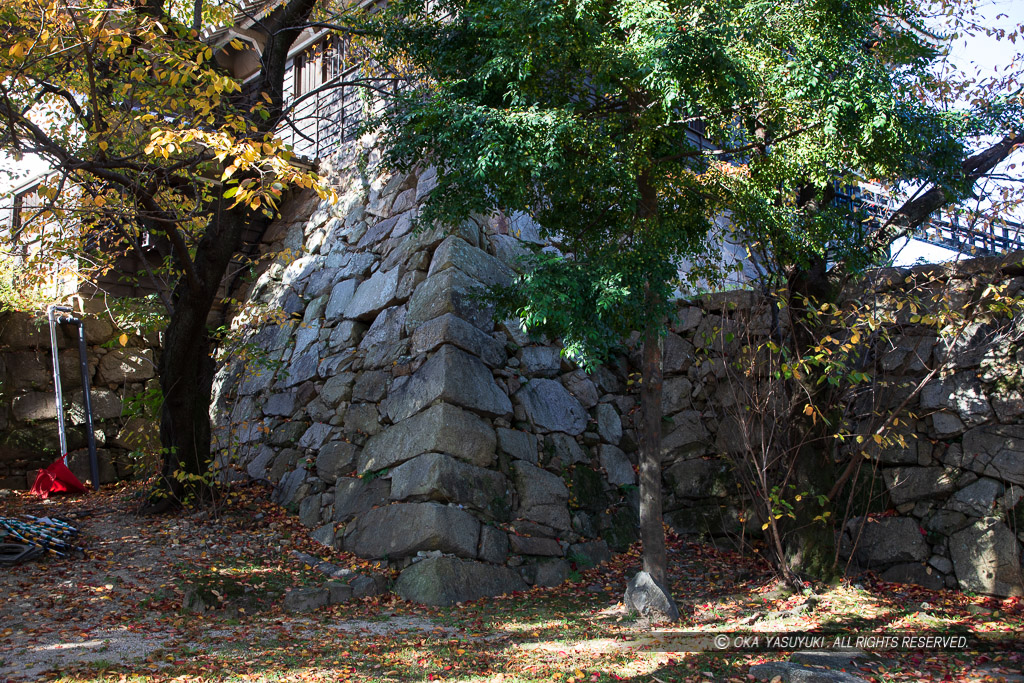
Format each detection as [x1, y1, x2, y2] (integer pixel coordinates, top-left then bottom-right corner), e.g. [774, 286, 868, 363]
[75, 321, 100, 490]
[47, 305, 68, 459]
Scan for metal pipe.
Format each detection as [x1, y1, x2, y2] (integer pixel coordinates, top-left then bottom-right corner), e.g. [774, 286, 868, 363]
[75, 322, 100, 490]
[46, 305, 69, 459]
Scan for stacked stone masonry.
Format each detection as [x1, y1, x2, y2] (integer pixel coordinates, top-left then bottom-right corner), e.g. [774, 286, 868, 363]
[210, 154, 1023, 602]
[0, 309, 160, 488]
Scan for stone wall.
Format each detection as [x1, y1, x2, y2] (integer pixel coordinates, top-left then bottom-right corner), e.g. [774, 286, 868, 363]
[0, 308, 160, 488]
[211, 148, 1023, 602]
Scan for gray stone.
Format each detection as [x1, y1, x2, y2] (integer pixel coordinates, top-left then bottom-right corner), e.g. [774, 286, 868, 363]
[358, 306, 408, 368]
[662, 376, 693, 414]
[389, 452, 510, 519]
[845, 517, 928, 567]
[263, 392, 296, 417]
[925, 509, 969, 536]
[358, 403, 496, 473]
[344, 403, 382, 436]
[568, 540, 612, 568]
[410, 313, 506, 368]
[477, 525, 509, 564]
[350, 573, 388, 598]
[394, 556, 528, 606]
[599, 445, 635, 486]
[596, 403, 622, 445]
[332, 476, 390, 523]
[246, 446, 277, 480]
[958, 425, 1024, 485]
[749, 662, 869, 683]
[340, 252, 376, 279]
[665, 504, 741, 537]
[929, 554, 954, 574]
[283, 346, 322, 388]
[406, 269, 494, 331]
[311, 524, 339, 548]
[384, 345, 512, 422]
[283, 587, 329, 613]
[533, 559, 571, 587]
[544, 433, 588, 467]
[97, 349, 156, 384]
[321, 373, 356, 406]
[298, 422, 333, 450]
[512, 461, 571, 530]
[883, 467, 958, 506]
[516, 379, 588, 435]
[327, 581, 353, 604]
[661, 411, 709, 458]
[316, 441, 358, 481]
[352, 370, 388, 403]
[949, 477, 1005, 517]
[345, 267, 401, 321]
[879, 562, 945, 590]
[497, 428, 538, 463]
[344, 502, 481, 559]
[509, 535, 563, 556]
[11, 392, 57, 421]
[932, 412, 966, 437]
[68, 388, 121, 421]
[324, 279, 359, 321]
[663, 332, 692, 373]
[329, 321, 366, 348]
[428, 235, 515, 287]
[299, 494, 323, 527]
[920, 374, 992, 426]
[560, 370, 600, 409]
[950, 518, 1023, 597]
[274, 467, 310, 507]
[519, 346, 561, 377]
[65, 448, 119, 485]
[665, 457, 729, 498]
[624, 571, 680, 623]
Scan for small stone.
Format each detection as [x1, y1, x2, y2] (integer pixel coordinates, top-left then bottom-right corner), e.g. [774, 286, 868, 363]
[624, 571, 680, 623]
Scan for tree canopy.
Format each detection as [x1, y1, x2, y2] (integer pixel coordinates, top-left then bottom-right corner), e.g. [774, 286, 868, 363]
[372, 0, 1022, 601]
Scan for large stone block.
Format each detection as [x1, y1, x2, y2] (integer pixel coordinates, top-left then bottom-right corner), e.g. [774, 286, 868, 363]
[358, 305, 408, 369]
[344, 267, 401, 321]
[958, 425, 1024, 485]
[661, 411, 708, 458]
[358, 403, 496, 473]
[11, 392, 57, 421]
[389, 452, 510, 519]
[599, 444, 635, 486]
[950, 518, 1023, 597]
[513, 461, 571, 530]
[406, 268, 494, 331]
[333, 476, 390, 523]
[325, 279, 358, 321]
[383, 345, 512, 422]
[344, 502, 481, 559]
[428, 235, 515, 287]
[664, 457, 730, 498]
[844, 517, 928, 567]
[496, 428, 537, 463]
[883, 467, 958, 506]
[411, 313, 506, 368]
[394, 556, 528, 606]
[97, 349, 156, 384]
[516, 379, 588, 435]
[920, 374, 992, 427]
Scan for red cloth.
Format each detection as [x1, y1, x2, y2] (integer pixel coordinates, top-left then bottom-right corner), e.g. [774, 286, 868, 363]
[30, 461, 87, 498]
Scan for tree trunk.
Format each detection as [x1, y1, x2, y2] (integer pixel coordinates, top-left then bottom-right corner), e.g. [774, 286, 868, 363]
[639, 319, 668, 586]
[144, 203, 264, 511]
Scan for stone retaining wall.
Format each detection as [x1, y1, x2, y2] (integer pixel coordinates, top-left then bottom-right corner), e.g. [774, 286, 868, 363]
[211, 145, 1023, 601]
[0, 308, 160, 488]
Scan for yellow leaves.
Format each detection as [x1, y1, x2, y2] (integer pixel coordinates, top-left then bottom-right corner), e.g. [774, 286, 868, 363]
[98, 141, 108, 151]
[8, 42, 27, 58]
[119, 333, 129, 347]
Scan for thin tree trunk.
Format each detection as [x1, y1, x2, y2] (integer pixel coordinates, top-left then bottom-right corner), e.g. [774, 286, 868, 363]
[639, 316, 668, 586]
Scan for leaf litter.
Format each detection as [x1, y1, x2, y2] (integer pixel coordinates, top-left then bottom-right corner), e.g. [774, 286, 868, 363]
[0, 482, 1021, 682]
